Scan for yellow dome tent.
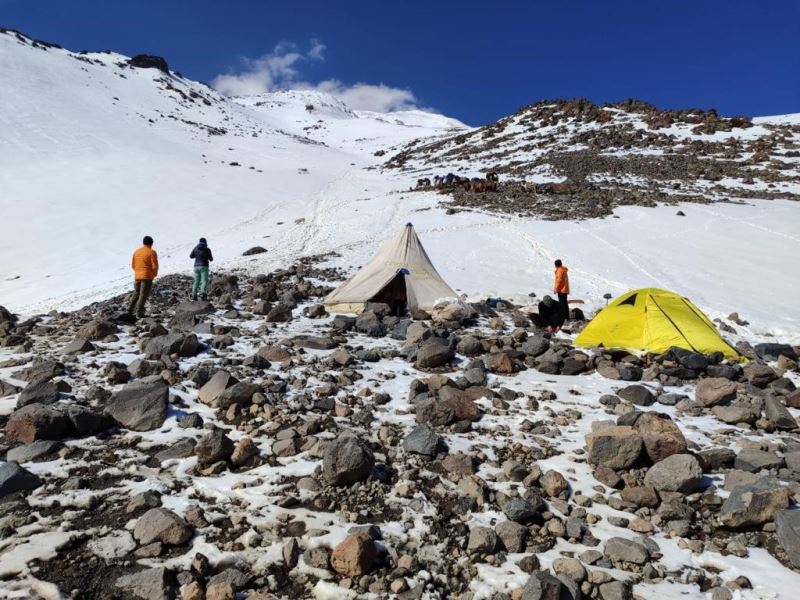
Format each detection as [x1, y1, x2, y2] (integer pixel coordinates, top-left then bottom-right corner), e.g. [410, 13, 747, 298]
[575, 288, 740, 359]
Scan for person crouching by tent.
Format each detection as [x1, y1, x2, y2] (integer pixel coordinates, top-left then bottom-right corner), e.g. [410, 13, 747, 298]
[538, 295, 564, 333]
[554, 259, 570, 325]
[190, 237, 213, 301]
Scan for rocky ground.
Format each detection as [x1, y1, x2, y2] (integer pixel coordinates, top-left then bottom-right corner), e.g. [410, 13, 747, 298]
[385, 99, 800, 219]
[1, 258, 799, 600]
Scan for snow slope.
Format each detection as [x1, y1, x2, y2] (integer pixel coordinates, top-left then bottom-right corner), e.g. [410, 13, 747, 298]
[1, 28, 799, 342]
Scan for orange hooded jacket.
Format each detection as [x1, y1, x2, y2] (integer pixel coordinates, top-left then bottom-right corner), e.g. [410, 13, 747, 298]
[131, 245, 159, 281]
[554, 266, 570, 294]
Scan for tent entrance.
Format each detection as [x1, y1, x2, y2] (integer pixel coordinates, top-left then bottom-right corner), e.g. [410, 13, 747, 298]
[370, 271, 408, 316]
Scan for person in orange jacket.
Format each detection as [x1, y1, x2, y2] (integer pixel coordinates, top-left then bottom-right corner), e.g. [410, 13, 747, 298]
[128, 235, 159, 318]
[553, 259, 570, 329]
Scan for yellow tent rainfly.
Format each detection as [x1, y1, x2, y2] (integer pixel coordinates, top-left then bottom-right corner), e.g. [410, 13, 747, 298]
[575, 288, 741, 359]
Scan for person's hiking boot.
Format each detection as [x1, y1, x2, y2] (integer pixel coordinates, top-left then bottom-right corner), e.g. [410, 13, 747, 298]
[201, 294, 208, 301]
[191, 295, 197, 301]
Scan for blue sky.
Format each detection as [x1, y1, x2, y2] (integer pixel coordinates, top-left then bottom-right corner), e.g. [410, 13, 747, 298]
[2, 0, 798, 124]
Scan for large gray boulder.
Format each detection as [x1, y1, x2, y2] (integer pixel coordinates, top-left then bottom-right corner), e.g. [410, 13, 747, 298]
[114, 566, 177, 600]
[77, 320, 117, 341]
[133, 508, 193, 546]
[0, 379, 21, 398]
[195, 430, 234, 465]
[618, 385, 655, 406]
[143, 333, 199, 358]
[6, 440, 62, 463]
[604, 537, 650, 565]
[5, 403, 70, 444]
[402, 424, 441, 458]
[764, 396, 797, 430]
[720, 477, 789, 529]
[775, 510, 800, 568]
[503, 497, 538, 523]
[322, 436, 375, 486]
[585, 426, 643, 469]
[632, 412, 687, 463]
[521, 571, 574, 600]
[0, 462, 43, 497]
[415, 338, 455, 369]
[105, 381, 168, 431]
[695, 377, 737, 407]
[521, 336, 550, 357]
[415, 398, 455, 427]
[735, 448, 784, 472]
[197, 370, 238, 406]
[16, 379, 60, 408]
[644, 454, 704, 493]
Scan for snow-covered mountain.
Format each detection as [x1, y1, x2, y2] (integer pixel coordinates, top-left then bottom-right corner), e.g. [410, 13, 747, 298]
[0, 28, 465, 312]
[1, 27, 799, 339]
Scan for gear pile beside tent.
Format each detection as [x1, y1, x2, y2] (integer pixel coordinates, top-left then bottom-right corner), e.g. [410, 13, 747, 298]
[323, 223, 458, 314]
[575, 287, 741, 359]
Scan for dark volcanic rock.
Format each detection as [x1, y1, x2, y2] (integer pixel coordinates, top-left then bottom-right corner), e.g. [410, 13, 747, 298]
[775, 510, 800, 568]
[6, 403, 70, 444]
[105, 381, 169, 431]
[16, 379, 59, 408]
[402, 424, 441, 458]
[322, 436, 375, 486]
[0, 462, 43, 497]
[128, 54, 169, 72]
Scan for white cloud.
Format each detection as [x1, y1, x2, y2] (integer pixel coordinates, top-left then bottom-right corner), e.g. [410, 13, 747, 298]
[308, 80, 418, 112]
[212, 39, 425, 113]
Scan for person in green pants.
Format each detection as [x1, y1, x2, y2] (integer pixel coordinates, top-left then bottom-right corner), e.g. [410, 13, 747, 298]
[189, 237, 213, 300]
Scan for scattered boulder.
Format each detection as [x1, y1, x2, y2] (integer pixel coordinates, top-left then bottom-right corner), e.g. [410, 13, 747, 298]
[77, 320, 117, 341]
[128, 54, 170, 72]
[105, 381, 169, 431]
[633, 412, 688, 462]
[775, 510, 800, 568]
[644, 454, 704, 493]
[521, 571, 571, 600]
[114, 566, 176, 600]
[133, 508, 193, 546]
[618, 385, 655, 406]
[0, 462, 42, 496]
[415, 338, 454, 368]
[586, 426, 643, 469]
[63, 338, 95, 355]
[467, 526, 498, 553]
[719, 477, 789, 529]
[604, 537, 650, 565]
[195, 430, 234, 465]
[402, 424, 441, 458]
[331, 531, 376, 577]
[695, 378, 737, 407]
[322, 436, 375, 486]
[16, 379, 60, 407]
[6, 440, 62, 463]
[6, 403, 69, 444]
[503, 497, 538, 523]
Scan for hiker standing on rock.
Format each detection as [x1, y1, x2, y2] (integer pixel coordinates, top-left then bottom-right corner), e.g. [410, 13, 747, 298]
[128, 236, 159, 318]
[553, 259, 570, 328]
[190, 237, 213, 301]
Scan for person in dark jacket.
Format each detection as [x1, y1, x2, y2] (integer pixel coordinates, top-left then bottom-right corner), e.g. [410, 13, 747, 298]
[190, 237, 213, 300]
[538, 295, 564, 333]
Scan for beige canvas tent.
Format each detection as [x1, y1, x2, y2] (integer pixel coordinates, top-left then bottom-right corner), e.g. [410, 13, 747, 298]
[323, 223, 458, 314]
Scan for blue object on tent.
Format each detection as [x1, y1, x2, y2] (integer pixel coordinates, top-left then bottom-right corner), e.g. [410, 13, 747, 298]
[398, 268, 410, 275]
